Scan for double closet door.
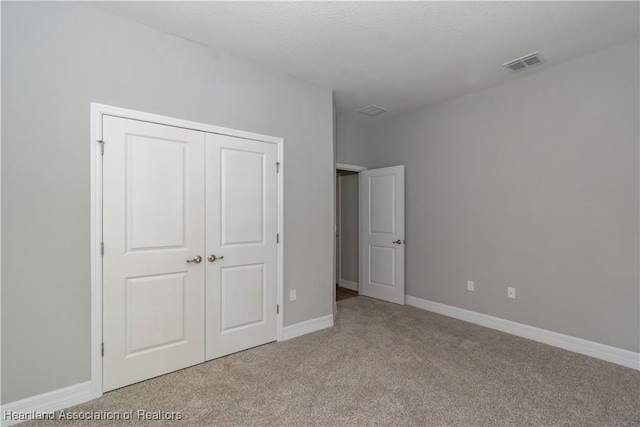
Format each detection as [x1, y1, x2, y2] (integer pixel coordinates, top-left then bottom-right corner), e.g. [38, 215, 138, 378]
[102, 116, 278, 392]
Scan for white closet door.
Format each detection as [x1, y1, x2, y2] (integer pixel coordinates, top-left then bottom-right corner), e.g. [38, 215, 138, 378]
[102, 116, 205, 391]
[205, 133, 278, 360]
[360, 165, 405, 304]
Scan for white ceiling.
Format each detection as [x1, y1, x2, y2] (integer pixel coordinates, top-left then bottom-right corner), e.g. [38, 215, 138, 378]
[91, 1, 639, 124]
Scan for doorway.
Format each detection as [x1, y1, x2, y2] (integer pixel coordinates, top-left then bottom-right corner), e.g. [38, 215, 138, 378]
[335, 163, 366, 302]
[334, 163, 406, 306]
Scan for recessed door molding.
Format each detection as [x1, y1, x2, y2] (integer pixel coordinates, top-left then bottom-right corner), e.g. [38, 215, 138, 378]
[336, 163, 366, 172]
[90, 103, 284, 399]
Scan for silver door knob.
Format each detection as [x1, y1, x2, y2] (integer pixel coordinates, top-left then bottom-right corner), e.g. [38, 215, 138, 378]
[392, 240, 403, 244]
[187, 255, 202, 264]
[208, 254, 224, 262]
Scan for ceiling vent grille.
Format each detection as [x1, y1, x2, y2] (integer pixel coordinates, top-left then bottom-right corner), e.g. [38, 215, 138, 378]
[358, 105, 388, 117]
[503, 51, 544, 73]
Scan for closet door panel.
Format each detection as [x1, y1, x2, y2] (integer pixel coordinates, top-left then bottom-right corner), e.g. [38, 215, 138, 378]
[205, 133, 278, 360]
[102, 116, 205, 392]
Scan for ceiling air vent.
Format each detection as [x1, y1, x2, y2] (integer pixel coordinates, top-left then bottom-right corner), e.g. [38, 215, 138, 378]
[358, 105, 388, 117]
[503, 51, 544, 73]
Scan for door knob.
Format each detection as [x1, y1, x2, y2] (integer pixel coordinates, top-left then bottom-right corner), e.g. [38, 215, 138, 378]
[392, 240, 403, 244]
[208, 254, 224, 262]
[187, 255, 202, 264]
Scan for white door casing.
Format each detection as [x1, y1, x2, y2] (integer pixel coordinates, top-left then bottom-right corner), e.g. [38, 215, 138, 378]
[336, 175, 341, 286]
[205, 133, 278, 360]
[102, 116, 205, 392]
[359, 165, 405, 304]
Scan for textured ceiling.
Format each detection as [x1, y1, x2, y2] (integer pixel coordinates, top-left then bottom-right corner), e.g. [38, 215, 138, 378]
[91, 1, 639, 124]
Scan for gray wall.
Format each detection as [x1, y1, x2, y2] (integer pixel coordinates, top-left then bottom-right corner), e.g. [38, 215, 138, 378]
[339, 174, 359, 284]
[342, 39, 639, 352]
[336, 111, 369, 286]
[1, 2, 334, 404]
[336, 112, 371, 167]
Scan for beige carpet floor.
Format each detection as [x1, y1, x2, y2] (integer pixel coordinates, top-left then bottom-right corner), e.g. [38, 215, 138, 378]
[23, 296, 639, 426]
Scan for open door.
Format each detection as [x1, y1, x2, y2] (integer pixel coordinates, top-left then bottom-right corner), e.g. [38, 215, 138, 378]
[359, 165, 405, 304]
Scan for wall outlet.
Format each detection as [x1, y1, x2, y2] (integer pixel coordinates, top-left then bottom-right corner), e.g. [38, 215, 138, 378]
[467, 280, 474, 291]
[289, 289, 297, 301]
[507, 287, 516, 299]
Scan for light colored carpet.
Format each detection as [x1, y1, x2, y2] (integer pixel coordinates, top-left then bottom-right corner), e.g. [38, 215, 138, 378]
[23, 296, 639, 426]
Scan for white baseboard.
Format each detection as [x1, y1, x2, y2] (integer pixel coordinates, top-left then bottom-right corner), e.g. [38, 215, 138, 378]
[339, 279, 358, 292]
[405, 295, 640, 371]
[1, 381, 92, 426]
[283, 314, 334, 341]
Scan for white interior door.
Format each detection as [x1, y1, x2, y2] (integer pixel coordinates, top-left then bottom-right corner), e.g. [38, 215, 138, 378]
[359, 165, 405, 304]
[102, 116, 205, 392]
[205, 133, 278, 360]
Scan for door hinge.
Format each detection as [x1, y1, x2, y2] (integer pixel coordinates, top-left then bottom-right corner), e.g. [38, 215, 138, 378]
[276, 162, 280, 173]
[277, 233, 280, 244]
[100, 242, 104, 256]
[277, 304, 279, 315]
[101, 343, 104, 357]
[98, 140, 105, 155]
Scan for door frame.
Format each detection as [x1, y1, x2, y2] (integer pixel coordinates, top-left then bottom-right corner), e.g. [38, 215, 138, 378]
[90, 103, 285, 399]
[336, 175, 341, 287]
[335, 163, 366, 296]
[336, 163, 366, 173]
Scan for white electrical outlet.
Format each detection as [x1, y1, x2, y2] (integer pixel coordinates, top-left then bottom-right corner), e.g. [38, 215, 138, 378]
[508, 287, 516, 299]
[467, 280, 474, 291]
[290, 289, 297, 301]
